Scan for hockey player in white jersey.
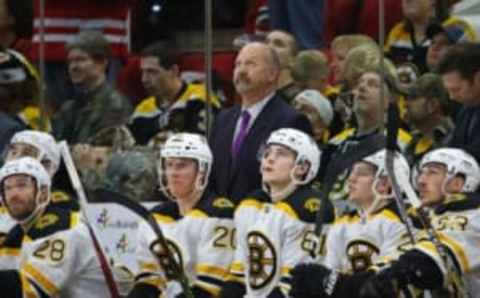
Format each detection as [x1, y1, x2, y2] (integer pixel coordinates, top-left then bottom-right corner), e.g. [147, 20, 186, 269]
[220, 128, 335, 298]
[289, 148, 480, 298]
[0, 157, 118, 298]
[0, 130, 79, 238]
[323, 149, 409, 273]
[127, 133, 235, 298]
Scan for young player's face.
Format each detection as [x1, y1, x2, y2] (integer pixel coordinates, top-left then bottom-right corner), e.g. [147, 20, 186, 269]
[416, 163, 447, 206]
[261, 144, 296, 189]
[347, 162, 376, 205]
[164, 157, 198, 200]
[2, 174, 37, 221]
[5, 143, 54, 177]
[5, 143, 40, 162]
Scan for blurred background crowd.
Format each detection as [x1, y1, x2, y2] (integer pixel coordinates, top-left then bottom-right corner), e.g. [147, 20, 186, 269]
[1, 0, 480, 205]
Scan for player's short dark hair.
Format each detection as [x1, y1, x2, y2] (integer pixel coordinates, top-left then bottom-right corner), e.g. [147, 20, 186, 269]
[436, 43, 480, 80]
[140, 41, 180, 70]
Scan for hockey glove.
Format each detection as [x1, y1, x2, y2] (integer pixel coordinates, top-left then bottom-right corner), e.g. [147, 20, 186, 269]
[359, 249, 444, 298]
[219, 280, 246, 298]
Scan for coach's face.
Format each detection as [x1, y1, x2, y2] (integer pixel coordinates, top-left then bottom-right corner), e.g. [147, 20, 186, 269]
[234, 43, 278, 104]
[442, 70, 480, 106]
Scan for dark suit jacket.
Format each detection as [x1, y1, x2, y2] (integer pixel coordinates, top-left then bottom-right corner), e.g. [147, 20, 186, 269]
[449, 105, 480, 163]
[209, 94, 312, 202]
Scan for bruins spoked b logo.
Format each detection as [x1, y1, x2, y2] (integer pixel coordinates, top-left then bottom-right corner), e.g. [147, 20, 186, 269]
[149, 238, 183, 280]
[346, 239, 380, 272]
[247, 231, 277, 289]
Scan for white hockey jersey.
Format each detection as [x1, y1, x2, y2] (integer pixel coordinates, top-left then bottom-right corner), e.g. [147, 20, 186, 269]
[325, 201, 407, 273]
[229, 186, 335, 297]
[133, 192, 235, 297]
[405, 193, 480, 296]
[0, 204, 117, 298]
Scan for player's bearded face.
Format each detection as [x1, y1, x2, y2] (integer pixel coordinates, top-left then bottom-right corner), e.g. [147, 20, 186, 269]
[416, 163, 446, 207]
[3, 175, 37, 221]
[261, 144, 296, 189]
[165, 158, 198, 200]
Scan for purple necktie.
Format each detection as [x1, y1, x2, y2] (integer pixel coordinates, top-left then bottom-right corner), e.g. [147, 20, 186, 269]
[232, 110, 251, 157]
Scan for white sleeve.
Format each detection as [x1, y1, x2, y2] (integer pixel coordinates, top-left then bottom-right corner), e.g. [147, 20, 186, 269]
[133, 221, 167, 290]
[380, 220, 408, 258]
[323, 223, 345, 270]
[278, 219, 318, 294]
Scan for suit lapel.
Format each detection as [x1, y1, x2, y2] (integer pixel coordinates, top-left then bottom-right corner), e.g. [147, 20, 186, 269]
[230, 97, 278, 179]
[225, 107, 241, 179]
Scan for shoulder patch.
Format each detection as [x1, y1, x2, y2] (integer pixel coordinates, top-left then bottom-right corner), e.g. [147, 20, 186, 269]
[304, 198, 321, 213]
[51, 191, 70, 203]
[35, 213, 59, 230]
[213, 197, 235, 209]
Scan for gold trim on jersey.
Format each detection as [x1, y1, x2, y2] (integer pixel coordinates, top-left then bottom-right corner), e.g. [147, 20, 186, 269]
[236, 199, 263, 214]
[140, 261, 160, 272]
[197, 263, 229, 280]
[227, 261, 245, 283]
[70, 212, 80, 227]
[153, 214, 175, 224]
[416, 233, 469, 274]
[22, 263, 59, 296]
[187, 209, 208, 218]
[274, 202, 299, 220]
[140, 276, 167, 289]
[438, 232, 469, 273]
[20, 271, 38, 298]
[0, 247, 20, 256]
[196, 280, 221, 296]
[374, 209, 402, 223]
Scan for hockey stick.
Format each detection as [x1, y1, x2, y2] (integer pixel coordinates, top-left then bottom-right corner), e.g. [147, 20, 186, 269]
[58, 141, 120, 298]
[59, 142, 193, 298]
[91, 189, 194, 298]
[378, 1, 468, 294]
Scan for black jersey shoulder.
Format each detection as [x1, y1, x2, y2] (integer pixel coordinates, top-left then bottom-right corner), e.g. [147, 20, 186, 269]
[27, 205, 79, 240]
[150, 201, 181, 221]
[192, 191, 236, 219]
[435, 192, 480, 214]
[282, 186, 335, 224]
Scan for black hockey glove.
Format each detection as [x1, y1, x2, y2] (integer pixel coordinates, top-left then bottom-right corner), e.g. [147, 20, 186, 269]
[219, 280, 246, 298]
[359, 248, 444, 298]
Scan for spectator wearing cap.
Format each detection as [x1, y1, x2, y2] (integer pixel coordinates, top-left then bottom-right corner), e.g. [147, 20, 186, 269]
[426, 20, 476, 72]
[53, 30, 132, 144]
[385, 0, 475, 73]
[293, 89, 333, 146]
[404, 73, 454, 165]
